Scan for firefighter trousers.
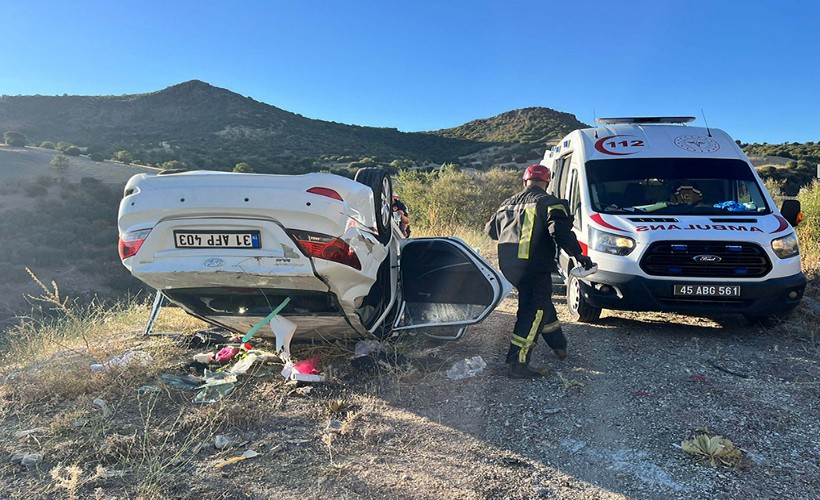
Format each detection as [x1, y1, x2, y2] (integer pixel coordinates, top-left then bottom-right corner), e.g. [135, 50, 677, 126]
[506, 272, 566, 365]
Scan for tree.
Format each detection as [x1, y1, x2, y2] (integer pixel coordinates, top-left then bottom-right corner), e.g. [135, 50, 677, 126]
[112, 150, 133, 163]
[233, 162, 254, 173]
[160, 160, 186, 170]
[64, 146, 81, 156]
[50, 154, 70, 172]
[39, 141, 56, 149]
[55, 141, 73, 152]
[4, 131, 27, 146]
[89, 152, 105, 161]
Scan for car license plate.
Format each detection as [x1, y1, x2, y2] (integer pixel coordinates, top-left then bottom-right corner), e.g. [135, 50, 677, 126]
[673, 284, 741, 297]
[174, 230, 260, 249]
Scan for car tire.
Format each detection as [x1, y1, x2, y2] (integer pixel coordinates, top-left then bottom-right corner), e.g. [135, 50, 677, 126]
[566, 268, 602, 323]
[354, 168, 393, 245]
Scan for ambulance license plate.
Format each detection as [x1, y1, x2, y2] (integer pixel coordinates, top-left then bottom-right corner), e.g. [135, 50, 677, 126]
[673, 285, 741, 297]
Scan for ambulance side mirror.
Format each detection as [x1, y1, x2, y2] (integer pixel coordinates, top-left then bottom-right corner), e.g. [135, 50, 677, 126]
[780, 199, 802, 227]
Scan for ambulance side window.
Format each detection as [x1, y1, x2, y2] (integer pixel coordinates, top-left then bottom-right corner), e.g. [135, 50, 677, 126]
[568, 169, 582, 230]
[556, 154, 572, 199]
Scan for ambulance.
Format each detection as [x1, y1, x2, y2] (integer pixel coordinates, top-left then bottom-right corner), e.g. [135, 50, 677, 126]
[541, 117, 805, 324]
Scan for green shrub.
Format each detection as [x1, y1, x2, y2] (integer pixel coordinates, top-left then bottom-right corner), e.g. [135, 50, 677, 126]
[233, 162, 253, 173]
[39, 141, 56, 149]
[112, 150, 133, 163]
[55, 141, 73, 152]
[64, 145, 81, 156]
[89, 152, 105, 161]
[50, 154, 70, 171]
[398, 167, 520, 231]
[4, 131, 27, 146]
[161, 160, 187, 170]
[797, 180, 819, 278]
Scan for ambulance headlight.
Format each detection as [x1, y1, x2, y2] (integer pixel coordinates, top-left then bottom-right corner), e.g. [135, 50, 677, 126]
[771, 232, 800, 259]
[590, 227, 635, 256]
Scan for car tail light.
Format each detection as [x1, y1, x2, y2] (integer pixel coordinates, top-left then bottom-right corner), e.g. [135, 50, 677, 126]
[307, 187, 343, 201]
[290, 230, 361, 270]
[118, 228, 151, 259]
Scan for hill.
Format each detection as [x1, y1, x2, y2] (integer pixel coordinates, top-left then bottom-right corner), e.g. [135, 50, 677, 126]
[431, 107, 589, 144]
[0, 81, 584, 173]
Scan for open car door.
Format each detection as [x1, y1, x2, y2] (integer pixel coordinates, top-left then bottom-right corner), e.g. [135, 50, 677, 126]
[393, 237, 512, 340]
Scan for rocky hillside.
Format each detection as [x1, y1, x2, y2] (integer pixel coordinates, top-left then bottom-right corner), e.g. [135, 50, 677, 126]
[0, 81, 585, 172]
[431, 107, 589, 144]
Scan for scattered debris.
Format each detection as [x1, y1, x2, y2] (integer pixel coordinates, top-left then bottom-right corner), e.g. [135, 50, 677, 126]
[186, 328, 231, 348]
[160, 374, 203, 391]
[228, 353, 259, 375]
[214, 435, 232, 450]
[543, 408, 564, 415]
[353, 340, 382, 358]
[293, 386, 313, 396]
[137, 385, 160, 395]
[93, 398, 113, 418]
[214, 346, 240, 364]
[691, 374, 709, 383]
[90, 350, 153, 373]
[711, 362, 750, 379]
[193, 371, 237, 404]
[243, 297, 292, 344]
[282, 356, 325, 382]
[193, 352, 215, 364]
[214, 450, 259, 469]
[446, 355, 486, 380]
[681, 429, 742, 467]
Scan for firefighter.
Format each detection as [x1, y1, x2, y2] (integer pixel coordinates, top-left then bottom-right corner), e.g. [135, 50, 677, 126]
[485, 164, 595, 378]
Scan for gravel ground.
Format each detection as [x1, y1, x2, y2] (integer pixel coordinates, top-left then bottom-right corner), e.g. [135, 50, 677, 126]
[218, 284, 819, 499]
[2, 284, 817, 499]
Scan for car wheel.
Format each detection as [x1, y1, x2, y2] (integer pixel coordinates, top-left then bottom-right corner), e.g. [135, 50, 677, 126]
[567, 268, 602, 323]
[354, 168, 393, 245]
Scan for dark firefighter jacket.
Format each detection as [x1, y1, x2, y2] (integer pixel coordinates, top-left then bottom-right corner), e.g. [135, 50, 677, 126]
[484, 186, 583, 281]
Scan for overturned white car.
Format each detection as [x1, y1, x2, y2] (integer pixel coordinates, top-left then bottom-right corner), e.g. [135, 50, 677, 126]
[118, 168, 511, 341]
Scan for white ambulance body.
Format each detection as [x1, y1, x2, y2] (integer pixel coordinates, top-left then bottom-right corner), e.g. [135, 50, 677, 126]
[541, 117, 806, 324]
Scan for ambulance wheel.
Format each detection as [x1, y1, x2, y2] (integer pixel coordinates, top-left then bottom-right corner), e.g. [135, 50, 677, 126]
[567, 271, 602, 323]
[355, 168, 393, 245]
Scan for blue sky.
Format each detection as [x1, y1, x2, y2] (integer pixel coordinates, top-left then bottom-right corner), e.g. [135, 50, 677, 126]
[2, 0, 819, 143]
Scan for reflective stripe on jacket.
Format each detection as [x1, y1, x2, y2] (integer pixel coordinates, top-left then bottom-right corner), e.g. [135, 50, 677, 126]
[484, 186, 583, 281]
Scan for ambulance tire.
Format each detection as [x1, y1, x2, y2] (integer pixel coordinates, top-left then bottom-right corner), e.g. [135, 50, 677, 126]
[567, 270, 602, 323]
[355, 168, 393, 245]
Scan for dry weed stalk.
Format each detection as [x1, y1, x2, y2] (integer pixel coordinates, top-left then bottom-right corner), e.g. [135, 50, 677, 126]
[50, 464, 83, 500]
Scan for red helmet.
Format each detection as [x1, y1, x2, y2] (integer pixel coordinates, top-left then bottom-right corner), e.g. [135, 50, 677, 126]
[523, 164, 551, 183]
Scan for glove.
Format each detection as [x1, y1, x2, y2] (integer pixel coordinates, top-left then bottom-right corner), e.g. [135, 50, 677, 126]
[576, 255, 595, 271]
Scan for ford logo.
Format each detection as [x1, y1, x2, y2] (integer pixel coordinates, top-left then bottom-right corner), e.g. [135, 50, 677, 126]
[693, 255, 722, 263]
[204, 258, 224, 267]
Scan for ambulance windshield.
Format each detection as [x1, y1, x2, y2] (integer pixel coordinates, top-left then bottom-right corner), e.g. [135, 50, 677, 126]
[585, 158, 771, 215]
